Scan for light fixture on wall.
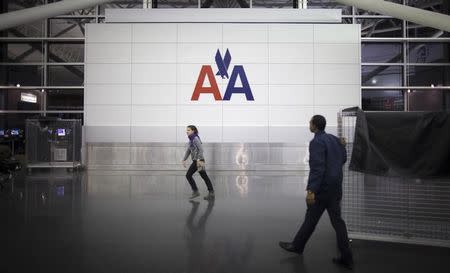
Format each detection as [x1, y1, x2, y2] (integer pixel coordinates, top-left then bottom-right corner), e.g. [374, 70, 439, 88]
[16, 83, 21, 87]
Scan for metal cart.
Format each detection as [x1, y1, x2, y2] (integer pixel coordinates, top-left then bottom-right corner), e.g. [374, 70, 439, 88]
[26, 118, 82, 172]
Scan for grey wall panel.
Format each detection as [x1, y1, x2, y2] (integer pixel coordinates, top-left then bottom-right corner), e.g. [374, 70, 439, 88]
[87, 143, 310, 171]
[87, 145, 131, 165]
[267, 145, 308, 166]
[130, 145, 179, 165]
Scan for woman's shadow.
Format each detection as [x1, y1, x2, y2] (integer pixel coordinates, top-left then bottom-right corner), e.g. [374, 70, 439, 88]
[185, 199, 215, 273]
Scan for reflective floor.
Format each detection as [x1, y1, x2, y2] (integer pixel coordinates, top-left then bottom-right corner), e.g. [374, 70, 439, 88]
[1, 170, 450, 273]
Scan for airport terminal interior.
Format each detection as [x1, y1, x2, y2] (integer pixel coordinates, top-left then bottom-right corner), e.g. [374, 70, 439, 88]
[1, 1, 450, 273]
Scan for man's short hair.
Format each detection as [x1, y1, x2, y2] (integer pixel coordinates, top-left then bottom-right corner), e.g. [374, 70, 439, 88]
[311, 115, 326, 131]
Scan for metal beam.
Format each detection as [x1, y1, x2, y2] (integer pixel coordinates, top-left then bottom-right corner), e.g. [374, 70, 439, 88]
[0, 0, 115, 31]
[335, 0, 450, 32]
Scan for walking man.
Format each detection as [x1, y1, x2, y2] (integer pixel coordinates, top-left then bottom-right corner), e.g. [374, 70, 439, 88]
[279, 115, 354, 270]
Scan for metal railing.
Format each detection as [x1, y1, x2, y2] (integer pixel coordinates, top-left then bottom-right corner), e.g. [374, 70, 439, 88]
[338, 109, 450, 247]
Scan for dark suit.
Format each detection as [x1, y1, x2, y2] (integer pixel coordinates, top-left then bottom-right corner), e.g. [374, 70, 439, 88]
[293, 130, 353, 263]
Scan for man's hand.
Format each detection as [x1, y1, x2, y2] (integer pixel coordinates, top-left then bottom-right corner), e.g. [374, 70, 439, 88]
[306, 191, 315, 205]
[340, 137, 347, 146]
[182, 160, 187, 168]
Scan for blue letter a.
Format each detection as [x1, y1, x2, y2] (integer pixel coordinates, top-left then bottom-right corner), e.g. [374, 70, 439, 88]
[223, 65, 254, 101]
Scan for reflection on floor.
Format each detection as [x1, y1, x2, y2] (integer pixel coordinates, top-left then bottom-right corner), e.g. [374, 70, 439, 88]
[1, 170, 450, 273]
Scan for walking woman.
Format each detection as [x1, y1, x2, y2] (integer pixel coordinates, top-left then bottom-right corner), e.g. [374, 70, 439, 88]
[182, 125, 215, 200]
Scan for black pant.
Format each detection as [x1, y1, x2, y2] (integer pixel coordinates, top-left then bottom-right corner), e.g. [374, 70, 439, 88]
[186, 161, 214, 192]
[293, 192, 353, 263]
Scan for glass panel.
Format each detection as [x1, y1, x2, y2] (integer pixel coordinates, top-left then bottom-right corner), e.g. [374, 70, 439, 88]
[0, 89, 44, 111]
[362, 90, 404, 111]
[408, 89, 445, 111]
[408, 43, 450, 63]
[362, 65, 403, 86]
[46, 89, 84, 111]
[252, 0, 294, 9]
[48, 0, 96, 15]
[406, 0, 449, 15]
[48, 43, 84, 63]
[0, 42, 44, 63]
[201, 0, 250, 8]
[358, 18, 403, 37]
[99, 0, 143, 14]
[362, 43, 403, 63]
[407, 22, 449, 38]
[157, 0, 198, 8]
[0, 65, 43, 86]
[5, 0, 45, 12]
[0, 20, 45, 37]
[49, 18, 94, 38]
[407, 66, 450, 86]
[308, 0, 352, 15]
[47, 65, 84, 86]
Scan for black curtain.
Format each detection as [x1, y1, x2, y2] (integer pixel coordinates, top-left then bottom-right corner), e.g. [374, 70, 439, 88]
[350, 109, 450, 178]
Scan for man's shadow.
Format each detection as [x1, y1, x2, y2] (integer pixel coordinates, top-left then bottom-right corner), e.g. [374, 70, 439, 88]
[185, 199, 215, 273]
[279, 255, 310, 273]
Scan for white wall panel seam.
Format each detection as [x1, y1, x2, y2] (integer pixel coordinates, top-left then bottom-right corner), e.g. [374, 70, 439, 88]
[129, 24, 133, 147]
[175, 23, 179, 143]
[312, 24, 316, 115]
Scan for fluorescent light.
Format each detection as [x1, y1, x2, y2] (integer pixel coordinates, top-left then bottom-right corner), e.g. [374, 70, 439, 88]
[20, 92, 37, 103]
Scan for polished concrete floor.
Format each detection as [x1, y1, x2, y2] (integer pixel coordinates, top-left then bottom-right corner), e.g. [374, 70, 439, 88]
[1, 169, 450, 273]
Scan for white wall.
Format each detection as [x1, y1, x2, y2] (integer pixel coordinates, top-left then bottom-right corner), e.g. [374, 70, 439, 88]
[85, 23, 360, 143]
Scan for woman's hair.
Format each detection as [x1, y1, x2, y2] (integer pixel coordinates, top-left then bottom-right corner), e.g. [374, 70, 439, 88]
[187, 125, 198, 134]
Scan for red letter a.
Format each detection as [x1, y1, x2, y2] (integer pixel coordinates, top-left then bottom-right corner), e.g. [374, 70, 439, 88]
[191, 65, 222, 101]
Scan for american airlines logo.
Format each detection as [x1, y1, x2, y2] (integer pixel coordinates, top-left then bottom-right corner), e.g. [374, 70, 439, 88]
[191, 49, 254, 101]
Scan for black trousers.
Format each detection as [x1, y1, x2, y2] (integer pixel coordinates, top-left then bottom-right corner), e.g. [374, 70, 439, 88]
[293, 192, 353, 263]
[186, 161, 214, 192]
